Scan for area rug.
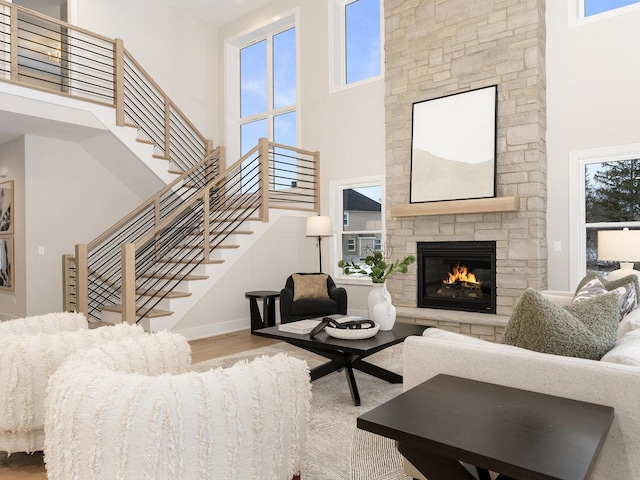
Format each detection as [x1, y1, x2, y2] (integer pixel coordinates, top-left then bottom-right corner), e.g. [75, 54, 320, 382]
[191, 342, 412, 480]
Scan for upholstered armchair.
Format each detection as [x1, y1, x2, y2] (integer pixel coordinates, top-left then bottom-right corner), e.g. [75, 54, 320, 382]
[280, 273, 348, 324]
[44, 332, 312, 480]
[0, 320, 145, 454]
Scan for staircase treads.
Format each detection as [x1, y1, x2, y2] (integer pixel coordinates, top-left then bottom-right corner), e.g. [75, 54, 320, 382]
[136, 289, 192, 299]
[170, 245, 240, 252]
[140, 273, 209, 281]
[135, 138, 155, 145]
[154, 154, 171, 160]
[161, 258, 224, 264]
[101, 304, 173, 318]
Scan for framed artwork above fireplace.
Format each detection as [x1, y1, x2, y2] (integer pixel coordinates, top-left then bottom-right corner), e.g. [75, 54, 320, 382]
[410, 85, 498, 203]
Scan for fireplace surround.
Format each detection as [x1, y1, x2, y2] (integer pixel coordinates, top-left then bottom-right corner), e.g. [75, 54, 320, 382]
[417, 241, 496, 314]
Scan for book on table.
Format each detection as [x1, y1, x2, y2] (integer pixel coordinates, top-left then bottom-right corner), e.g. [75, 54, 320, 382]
[277, 314, 365, 334]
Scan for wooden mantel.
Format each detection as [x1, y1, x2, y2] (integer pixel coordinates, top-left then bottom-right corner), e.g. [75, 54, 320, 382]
[391, 196, 520, 217]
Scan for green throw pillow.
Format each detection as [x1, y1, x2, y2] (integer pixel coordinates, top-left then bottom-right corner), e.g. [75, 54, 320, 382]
[502, 288, 619, 360]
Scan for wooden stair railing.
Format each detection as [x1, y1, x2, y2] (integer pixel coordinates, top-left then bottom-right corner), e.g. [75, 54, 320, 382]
[63, 139, 320, 324]
[0, 0, 213, 173]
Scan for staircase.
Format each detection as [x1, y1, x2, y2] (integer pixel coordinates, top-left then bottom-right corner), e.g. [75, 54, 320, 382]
[0, 1, 320, 331]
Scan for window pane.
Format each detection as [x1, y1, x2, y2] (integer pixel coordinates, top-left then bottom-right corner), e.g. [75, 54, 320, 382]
[345, 0, 381, 84]
[240, 119, 267, 156]
[586, 226, 640, 275]
[585, 0, 640, 16]
[273, 28, 296, 109]
[585, 158, 640, 223]
[272, 112, 297, 189]
[342, 187, 382, 232]
[240, 40, 267, 118]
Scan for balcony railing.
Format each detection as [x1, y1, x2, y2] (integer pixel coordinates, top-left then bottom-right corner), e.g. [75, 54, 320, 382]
[0, 0, 211, 172]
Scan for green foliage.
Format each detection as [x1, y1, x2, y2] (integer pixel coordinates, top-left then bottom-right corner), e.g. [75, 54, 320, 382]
[338, 250, 415, 284]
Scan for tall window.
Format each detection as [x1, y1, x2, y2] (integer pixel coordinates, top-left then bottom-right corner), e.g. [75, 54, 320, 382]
[584, 157, 640, 276]
[571, 145, 640, 285]
[239, 27, 297, 156]
[226, 14, 298, 164]
[334, 180, 383, 279]
[570, 0, 640, 24]
[584, 0, 640, 16]
[331, 0, 382, 89]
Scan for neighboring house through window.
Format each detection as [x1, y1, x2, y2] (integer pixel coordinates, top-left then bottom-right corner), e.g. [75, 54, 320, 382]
[332, 177, 383, 280]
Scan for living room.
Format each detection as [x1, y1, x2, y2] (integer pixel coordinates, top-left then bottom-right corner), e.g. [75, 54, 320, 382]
[0, 0, 639, 478]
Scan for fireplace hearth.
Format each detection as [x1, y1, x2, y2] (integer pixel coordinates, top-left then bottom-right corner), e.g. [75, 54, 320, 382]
[417, 241, 496, 314]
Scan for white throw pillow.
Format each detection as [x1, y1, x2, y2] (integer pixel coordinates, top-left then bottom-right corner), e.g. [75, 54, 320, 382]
[601, 329, 640, 366]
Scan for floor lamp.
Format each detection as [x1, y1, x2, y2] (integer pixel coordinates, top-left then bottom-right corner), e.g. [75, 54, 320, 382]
[306, 216, 333, 273]
[598, 228, 640, 281]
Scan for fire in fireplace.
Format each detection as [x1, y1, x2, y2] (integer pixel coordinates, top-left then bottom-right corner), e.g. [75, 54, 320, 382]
[417, 241, 496, 314]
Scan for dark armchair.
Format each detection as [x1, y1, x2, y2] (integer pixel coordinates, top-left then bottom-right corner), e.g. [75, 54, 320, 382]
[280, 273, 348, 324]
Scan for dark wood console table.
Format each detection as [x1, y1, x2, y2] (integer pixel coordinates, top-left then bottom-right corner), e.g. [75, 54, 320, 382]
[357, 374, 614, 480]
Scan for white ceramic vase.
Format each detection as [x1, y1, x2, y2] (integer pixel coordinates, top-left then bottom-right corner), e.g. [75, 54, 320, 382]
[368, 283, 396, 331]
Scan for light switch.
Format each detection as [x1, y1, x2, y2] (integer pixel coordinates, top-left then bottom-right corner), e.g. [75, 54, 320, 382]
[553, 241, 561, 252]
[38, 246, 45, 255]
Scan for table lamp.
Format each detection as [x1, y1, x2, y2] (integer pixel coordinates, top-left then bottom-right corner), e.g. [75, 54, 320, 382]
[597, 228, 640, 281]
[306, 215, 333, 273]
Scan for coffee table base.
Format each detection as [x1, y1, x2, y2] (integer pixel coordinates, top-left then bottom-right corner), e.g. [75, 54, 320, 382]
[301, 344, 403, 406]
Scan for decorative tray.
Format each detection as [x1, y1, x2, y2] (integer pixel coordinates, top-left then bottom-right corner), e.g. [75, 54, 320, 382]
[325, 324, 379, 340]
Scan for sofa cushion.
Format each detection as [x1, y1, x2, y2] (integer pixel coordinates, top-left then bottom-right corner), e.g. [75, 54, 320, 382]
[573, 275, 637, 321]
[601, 329, 640, 366]
[502, 288, 619, 360]
[292, 274, 329, 301]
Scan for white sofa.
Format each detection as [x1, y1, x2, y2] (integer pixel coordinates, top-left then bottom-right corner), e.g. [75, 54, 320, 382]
[402, 291, 640, 480]
[44, 333, 311, 480]
[0, 319, 145, 454]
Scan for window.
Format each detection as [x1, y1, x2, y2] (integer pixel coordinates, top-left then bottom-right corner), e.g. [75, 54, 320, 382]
[570, 144, 640, 285]
[332, 178, 383, 280]
[569, 0, 640, 25]
[330, 0, 382, 89]
[225, 13, 298, 163]
[585, 0, 640, 16]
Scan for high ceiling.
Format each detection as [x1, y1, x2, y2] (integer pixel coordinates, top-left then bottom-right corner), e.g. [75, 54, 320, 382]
[159, 0, 278, 28]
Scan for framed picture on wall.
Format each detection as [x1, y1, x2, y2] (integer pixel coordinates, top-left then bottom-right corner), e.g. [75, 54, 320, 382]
[410, 85, 498, 203]
[0, 236, 14, 291]
[0, 180, 13, 234]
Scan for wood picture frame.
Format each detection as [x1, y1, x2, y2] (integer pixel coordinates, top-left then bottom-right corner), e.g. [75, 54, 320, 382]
[0, 236, 14, 291]
[410, 85, 498, 203]
[0, 180, 13, 234]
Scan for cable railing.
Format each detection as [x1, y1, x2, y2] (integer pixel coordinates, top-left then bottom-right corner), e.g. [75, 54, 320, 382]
[0, 0, 211, 172]
[64, 139, 319, 324]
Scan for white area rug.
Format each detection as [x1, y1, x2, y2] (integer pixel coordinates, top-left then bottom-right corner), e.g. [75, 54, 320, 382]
[191, 342, 412, 480]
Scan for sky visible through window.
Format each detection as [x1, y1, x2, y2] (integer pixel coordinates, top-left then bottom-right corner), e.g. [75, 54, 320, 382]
[345, 0, 380, 84]
[585, 0, 640, 16]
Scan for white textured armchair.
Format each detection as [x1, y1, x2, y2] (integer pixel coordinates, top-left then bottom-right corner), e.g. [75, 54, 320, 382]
[44, 333, 312, 480]
[0, 319, 145, 454]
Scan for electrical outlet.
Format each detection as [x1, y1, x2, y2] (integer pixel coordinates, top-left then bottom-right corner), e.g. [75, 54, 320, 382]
[554, 241, 561, 252]
[38, 246, 45, 255]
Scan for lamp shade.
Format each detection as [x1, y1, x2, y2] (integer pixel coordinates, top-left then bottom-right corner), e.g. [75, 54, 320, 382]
[598, 228, 640, 262]
[306, 216, 333, 237]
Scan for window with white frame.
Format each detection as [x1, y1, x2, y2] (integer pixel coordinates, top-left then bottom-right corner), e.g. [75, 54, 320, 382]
[570, 145, 640, 285]
[330, 0, 382, 89]
[333, 179, 383, 279]
[225, 13, 298, 163]
[569, 0, 640, 25]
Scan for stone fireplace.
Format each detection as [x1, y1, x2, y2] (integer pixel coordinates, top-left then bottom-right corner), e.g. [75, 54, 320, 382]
[383, 0, 548, 341]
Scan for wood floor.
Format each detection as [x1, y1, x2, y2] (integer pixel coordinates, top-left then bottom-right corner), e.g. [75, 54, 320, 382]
[0, 329, 281, 479]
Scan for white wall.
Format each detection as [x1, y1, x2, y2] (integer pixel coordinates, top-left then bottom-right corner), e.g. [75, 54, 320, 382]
[546, 5, 640, 290]
[75, 0, 219, 142]
[23, 135, 143, 316]
[216, 0, 386, 314]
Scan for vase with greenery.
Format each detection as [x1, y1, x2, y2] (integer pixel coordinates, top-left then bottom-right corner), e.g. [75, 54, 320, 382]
[338, 250, 415, 330]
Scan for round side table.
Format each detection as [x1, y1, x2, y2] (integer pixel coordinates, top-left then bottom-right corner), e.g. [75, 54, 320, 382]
[245, 290, 280, 332]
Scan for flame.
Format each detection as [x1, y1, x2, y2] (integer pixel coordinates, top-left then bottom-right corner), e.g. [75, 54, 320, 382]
[444, 263, 479, 284]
